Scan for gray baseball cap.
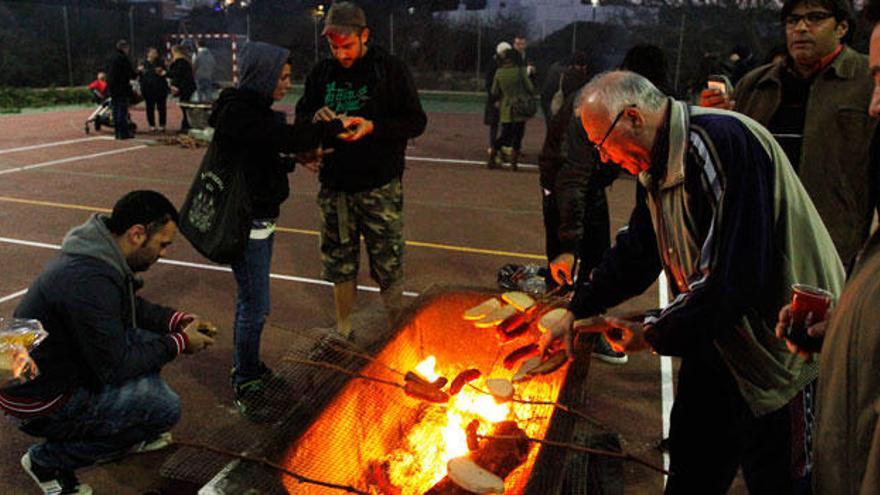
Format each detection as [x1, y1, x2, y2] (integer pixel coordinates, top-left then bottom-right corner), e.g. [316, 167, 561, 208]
[321, 2, 367, 36]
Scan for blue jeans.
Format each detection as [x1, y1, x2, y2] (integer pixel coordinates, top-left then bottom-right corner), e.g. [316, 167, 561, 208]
[231, 230, 274, 387]
[16, 369, 180, 470]
[111, 96, 130, 138]
[196, 78, 213, 102]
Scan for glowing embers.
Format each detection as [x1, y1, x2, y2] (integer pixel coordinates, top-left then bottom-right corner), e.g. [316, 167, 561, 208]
[280, 292, 568, 495]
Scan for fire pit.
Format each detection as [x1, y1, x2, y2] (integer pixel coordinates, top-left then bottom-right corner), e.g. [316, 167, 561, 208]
[164, 288, 616, 494]
[280, 290, 569, 494]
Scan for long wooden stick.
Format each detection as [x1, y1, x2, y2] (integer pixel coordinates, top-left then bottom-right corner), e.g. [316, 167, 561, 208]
[478, 434, 669, 475]
[466, 383, 606, 430]
[323, 340, 406, 377]
[283, 357, 403, 388]
[171, 439, 370, 495]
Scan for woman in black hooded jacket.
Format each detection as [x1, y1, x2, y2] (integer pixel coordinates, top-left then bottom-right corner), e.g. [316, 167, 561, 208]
[209, 41, 347, 417]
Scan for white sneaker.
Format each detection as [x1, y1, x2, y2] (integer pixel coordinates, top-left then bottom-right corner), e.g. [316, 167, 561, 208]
[128, 431, 173, 454]
[21, 452, 93, 495]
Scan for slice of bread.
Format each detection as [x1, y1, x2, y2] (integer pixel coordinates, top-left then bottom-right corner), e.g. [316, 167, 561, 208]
[463, 297, 502, 321]
[501, 291, 535, 311]
[473, 304, 516, 328]
[486, 378, 514, 402]
[447, 457, 505, 494]
[538, 308, 568, 334]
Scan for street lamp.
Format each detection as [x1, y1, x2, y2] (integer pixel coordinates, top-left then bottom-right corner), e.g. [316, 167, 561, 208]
[313, 4, 325, 63]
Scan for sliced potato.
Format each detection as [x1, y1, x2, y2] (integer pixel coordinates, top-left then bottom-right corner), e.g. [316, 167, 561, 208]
[474, 304, 516, 328]
[512, 356, 542, 382]
[447, 457, 505, 494]
[502, 291, 535, 311]
[486, 378, 514, 402]
[463, 297, 502, 321]
[538, 308, 568, 334]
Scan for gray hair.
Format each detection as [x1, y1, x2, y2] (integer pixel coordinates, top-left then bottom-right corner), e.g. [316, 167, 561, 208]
[576, 70, 667, 118]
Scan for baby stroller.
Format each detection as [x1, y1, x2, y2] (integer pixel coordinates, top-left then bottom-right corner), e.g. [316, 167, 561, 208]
[83, 85, 141, 135]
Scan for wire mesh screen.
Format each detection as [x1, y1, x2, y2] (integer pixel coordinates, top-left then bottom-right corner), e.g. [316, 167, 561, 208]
[165, 288, 582, 494]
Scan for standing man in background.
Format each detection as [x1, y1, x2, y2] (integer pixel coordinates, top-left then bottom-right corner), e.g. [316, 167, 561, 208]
[296, 2, 427, 339]
[107, 39, 136, 140]
[193, 40, 216, 103]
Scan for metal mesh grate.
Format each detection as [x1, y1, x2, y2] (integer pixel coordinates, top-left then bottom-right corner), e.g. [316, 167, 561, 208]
[161, 288, 608, 494]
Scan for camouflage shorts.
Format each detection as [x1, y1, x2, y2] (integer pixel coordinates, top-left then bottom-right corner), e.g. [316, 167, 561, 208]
[318, 179, 404, 290]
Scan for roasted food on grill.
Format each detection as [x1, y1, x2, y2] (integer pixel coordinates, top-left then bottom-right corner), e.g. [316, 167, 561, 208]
[495, 309, 533, 342]
[538, 308, 568, 334]
[473, 304, 516, 328]
[503, 343, 539, 369]
[501, 291, 535, 311]
[404, 379, 449, 403]
[449, 368, 482, 395]
[512, 356, 542, 382]
[446, 457, 505, 494]
[486, 378, 514, 403]
[462, 298, 502, 321]
[528, 350, 568, 376]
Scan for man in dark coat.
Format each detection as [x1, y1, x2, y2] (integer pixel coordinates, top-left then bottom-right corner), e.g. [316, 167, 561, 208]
[107, 39, 137, 140]
[0, 191, 216, 495]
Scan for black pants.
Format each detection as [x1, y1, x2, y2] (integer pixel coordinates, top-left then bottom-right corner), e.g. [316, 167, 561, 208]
[111, 96, 131, 139]
[179, 91, 193, 131]
[542, 186, 610, 282]
[496, 122, 526, 151]
[665, 346, 813, 494]
[145, 95, 167, 128]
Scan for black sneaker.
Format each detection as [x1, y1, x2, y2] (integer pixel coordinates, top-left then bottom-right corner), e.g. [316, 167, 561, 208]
[592, 334, 628, 364]
[21, 452, 93, 494]
[234, 379, 272, 422]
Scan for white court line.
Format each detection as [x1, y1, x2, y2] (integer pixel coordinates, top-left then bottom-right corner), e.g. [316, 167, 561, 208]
[0, 237, 420, 298]
[406, 155, 537, 170]
[0, 146, 147, 176]
[0, 289, 27, 305]
[658, 273, 673, 484]
[0, 137, 112, 156]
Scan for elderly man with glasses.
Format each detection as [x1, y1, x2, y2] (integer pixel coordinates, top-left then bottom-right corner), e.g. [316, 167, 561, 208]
[701, 0, 879, 270]
[542, 70, 845, 493]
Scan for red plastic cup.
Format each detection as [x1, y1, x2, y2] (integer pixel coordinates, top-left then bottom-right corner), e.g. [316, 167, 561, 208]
[786, 284, 833, 353]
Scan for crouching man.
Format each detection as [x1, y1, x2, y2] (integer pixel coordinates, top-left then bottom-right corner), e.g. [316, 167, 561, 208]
[0, 190, 216, 495]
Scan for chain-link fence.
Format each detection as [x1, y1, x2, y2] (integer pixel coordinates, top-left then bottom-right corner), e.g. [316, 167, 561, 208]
[0, 1, 874, 99]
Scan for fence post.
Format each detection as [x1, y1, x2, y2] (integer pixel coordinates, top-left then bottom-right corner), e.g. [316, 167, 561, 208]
[62, 6, 74, 87]
[476, 14, 482, 91]
[129, 6, 135, 56]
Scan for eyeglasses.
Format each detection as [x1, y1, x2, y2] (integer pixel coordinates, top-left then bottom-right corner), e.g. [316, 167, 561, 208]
[784, 11, 835, 28]
[594, 104, 636, 161]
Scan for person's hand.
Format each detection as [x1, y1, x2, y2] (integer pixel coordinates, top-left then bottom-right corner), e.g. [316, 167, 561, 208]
[699, 88, 735, 110]
[539, 309, 576, 359]
[312, 106, 338, 123]
[550, 253, 576, 286]
[295, 148, 333, 173]
[603, 317, 652, 353]
[182, 321, 216, 354]
[337, 118, 374, 142]
[170, 85, 179, 96]
[774, 304, 829, 360]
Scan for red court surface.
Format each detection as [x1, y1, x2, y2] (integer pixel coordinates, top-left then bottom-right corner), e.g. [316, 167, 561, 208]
[0, 104, 707, 494]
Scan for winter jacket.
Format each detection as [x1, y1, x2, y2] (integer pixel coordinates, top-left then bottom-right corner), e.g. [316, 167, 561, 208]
[539, 91, 619, 255]
[491, 65, 537, 124]
[0, 215, 189, 412]
[107, 49, 136, 99]
[209, 42, 343, 220]
[569, 100, 845, 416]
[296, 45, 427, 193]
[813, 229, 880, 494]
[140, 59, 169, 99]
[193, 47, 216, 81]
[168, 58, 196, 101]
[733, 46, 880, 266]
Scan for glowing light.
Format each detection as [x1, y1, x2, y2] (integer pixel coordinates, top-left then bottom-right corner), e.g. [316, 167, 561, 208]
[415, 356, 440, 382]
